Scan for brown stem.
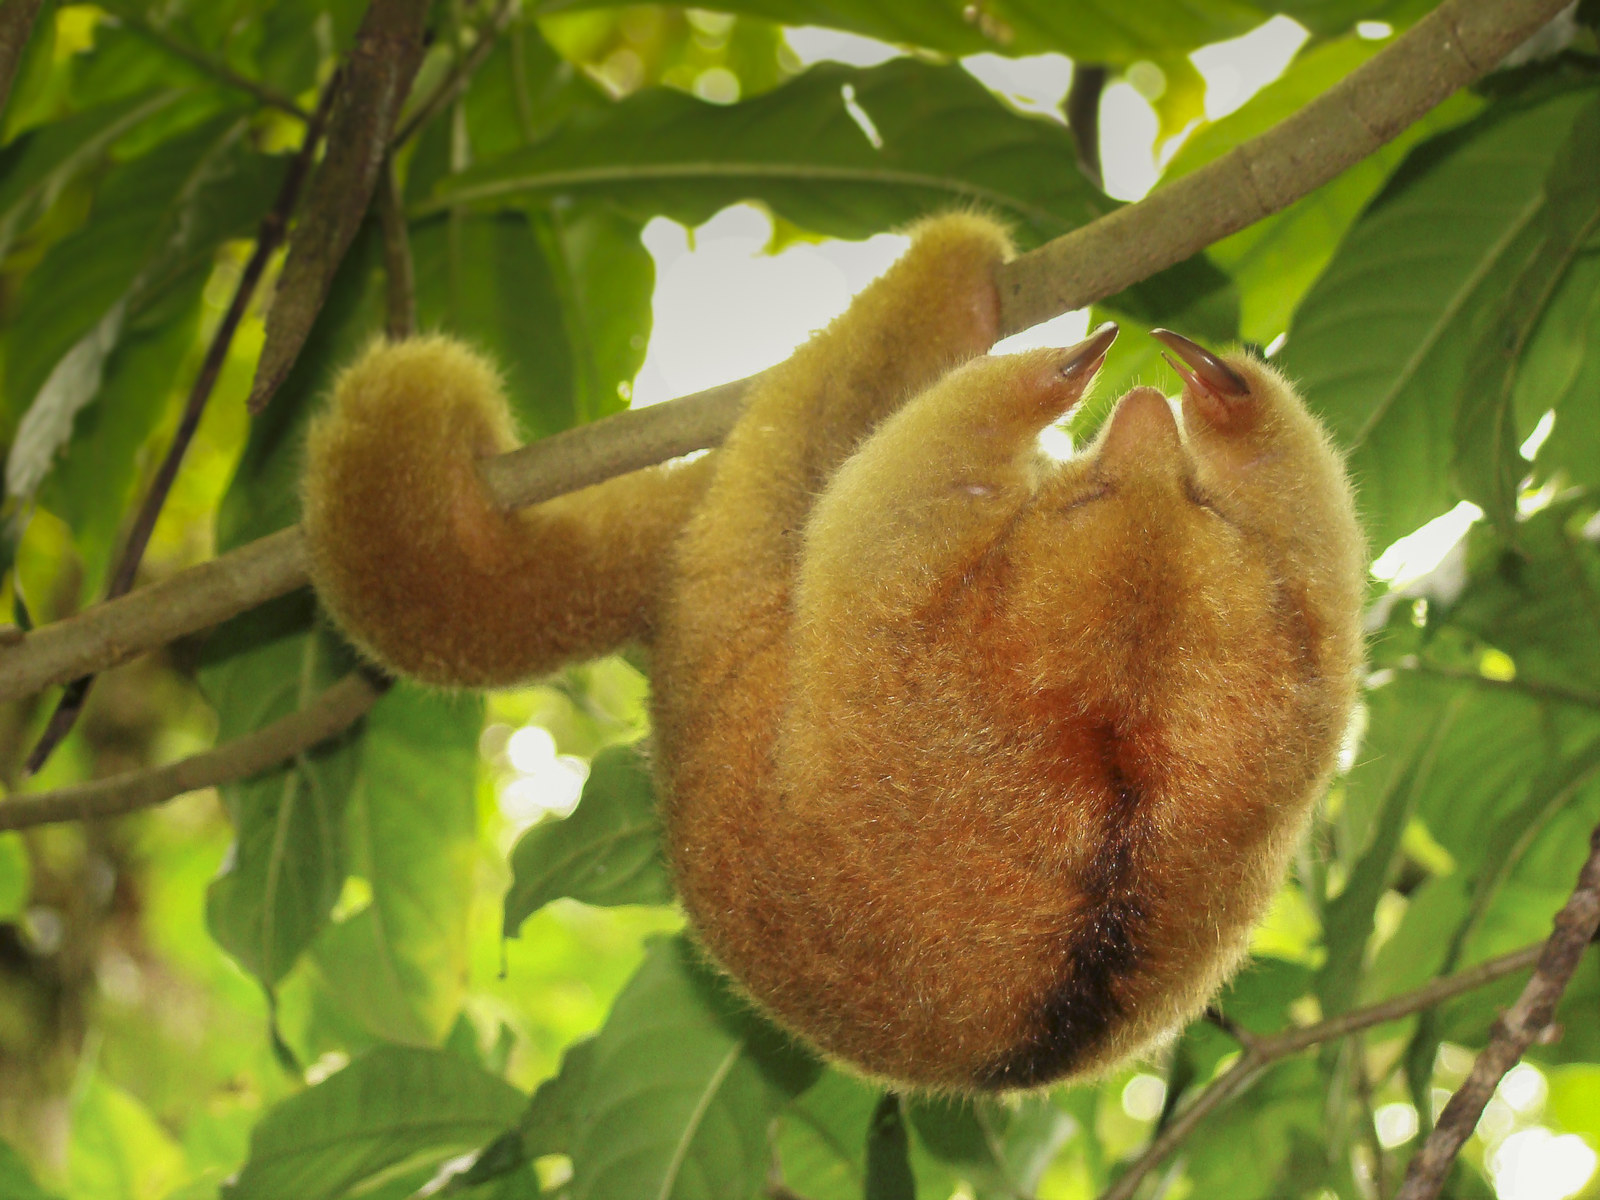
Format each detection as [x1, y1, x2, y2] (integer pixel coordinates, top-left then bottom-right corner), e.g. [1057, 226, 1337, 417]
[1002, 0, 1570, 336]
[0, 0, 44, 121]
[0, 671, 386, 831]
[378, 155, 417, 340]
[1394, 823, 1600, 1200]
[0, 0, 1573, 704]
[391, 0, 520, 148]
[1063, 63, 1107, 190]
[20, 75, 340, 775]
[1097, 942, 1554, 1200]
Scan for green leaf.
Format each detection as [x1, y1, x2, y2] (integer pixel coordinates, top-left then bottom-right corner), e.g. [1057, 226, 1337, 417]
[0, 831, 30, 919]
[312, 685, 482, 1046]
[1453, 97, 1600, 536]
[569, 935, 820, 1200]
[36, 285, 201, 597]
[0, 1140, 57, 1200]
[4, 113, 269, 503]
[411, 211, 581, 439]
[536, 203, 654, 425]
[1447, 503, 1600, 695]
[903, 1092, 1074, 1200]
[1547, 1064, 1600, 1143]
[430, 59, 1099, 249]
[68, 1074, 187, 1200]
[224, 1046, 526, 1200]
[0, 90, 180, 264]
[1177, 1057, 1334, 1200]
[1319, 676, 1469, 1016]
[537, 0, 1315, 63]
[217, 221, 384, 549]
[504, 743, 672, 935]
[520, 1035, 597, 1156]
[772, 1069, 877, 1200]
[202, 594, 362, 988]
[1165, 37, 1478, 343]
[1280, 82, 1597, 552]
[865, 1093, 914, 1200]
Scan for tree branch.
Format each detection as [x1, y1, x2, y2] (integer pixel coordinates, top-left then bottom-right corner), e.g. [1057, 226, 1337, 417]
[0, 670, 386, 831]
[1394, 822, 1600, 1200]
[0, 0, 1573, 705]
[0, 0, 44, 122]
[392, 0, 521, 148]
[22, 72, 341, 775]
[1097, 941, 1561, 1200]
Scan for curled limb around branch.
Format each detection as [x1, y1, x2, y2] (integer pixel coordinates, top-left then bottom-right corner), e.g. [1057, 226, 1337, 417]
[0, 0, 1570, 708]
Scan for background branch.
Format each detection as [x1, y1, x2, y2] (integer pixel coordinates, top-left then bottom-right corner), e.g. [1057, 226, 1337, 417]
[1096, 941, 1561, 1200]
[0, 0, 1573, 706]
[0, 671, 385, 831]
[1394, 823, 1600, 1200]
[21, 72, 341, 775]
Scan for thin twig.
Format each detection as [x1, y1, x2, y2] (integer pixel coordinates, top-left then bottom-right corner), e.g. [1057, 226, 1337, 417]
[0, 671, 386, 831]
[1097, 942, 1555, 1200]
[1394, 823, 1600, 1200]
[107, 5, 309, 120]
[21, 75, 340, 774]
[0, 0, 1574, 704]
[391, 0, 520, 148]
[378, 155, 417, 339]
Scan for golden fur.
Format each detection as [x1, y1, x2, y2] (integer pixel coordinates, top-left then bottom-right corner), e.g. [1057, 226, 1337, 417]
[302, 213, 1364, 1092]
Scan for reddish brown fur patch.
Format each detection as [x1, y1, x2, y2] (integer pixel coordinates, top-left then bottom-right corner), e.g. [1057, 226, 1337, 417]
[302, 216, 1363, 1093]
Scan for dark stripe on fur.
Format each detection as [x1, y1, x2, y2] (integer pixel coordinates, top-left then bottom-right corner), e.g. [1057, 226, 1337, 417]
[975, 725, 1146, 1090]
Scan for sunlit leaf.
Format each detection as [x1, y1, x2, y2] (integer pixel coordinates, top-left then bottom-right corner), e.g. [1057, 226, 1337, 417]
[1177, 1057, 1335, 1200]
[411, 211, 580, 439]
[430, 59, 1099, 249]
[36, 286, 201, 596]
[203, 595, 362, 988]
[0, 90, 180, 263]
[568, 935, 820, 1200]
[1280, 80, 1596, 552]
[3, 113, 273, 503]
[0, 1140, 57, 1200]
[0, 832, 28, 919]
[504, 742, 672, 935]
[536, 0, 1364, 62]
[1546, 1063, 1600, 1143]
[773, 1069, 877, 1200]
[1165, 36, 1479, 343]
[68, 1075, 187, 1200]
[224, 1046, 525, 1200]
[536, 203, 654, 424]
[1453, 97, 1600, 535]
[312, 685, 482, 1046]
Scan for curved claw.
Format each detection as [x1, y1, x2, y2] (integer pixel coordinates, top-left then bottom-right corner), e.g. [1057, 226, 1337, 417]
[1059, 321, 1118, 384]
[1150, 328, 1248, 399]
